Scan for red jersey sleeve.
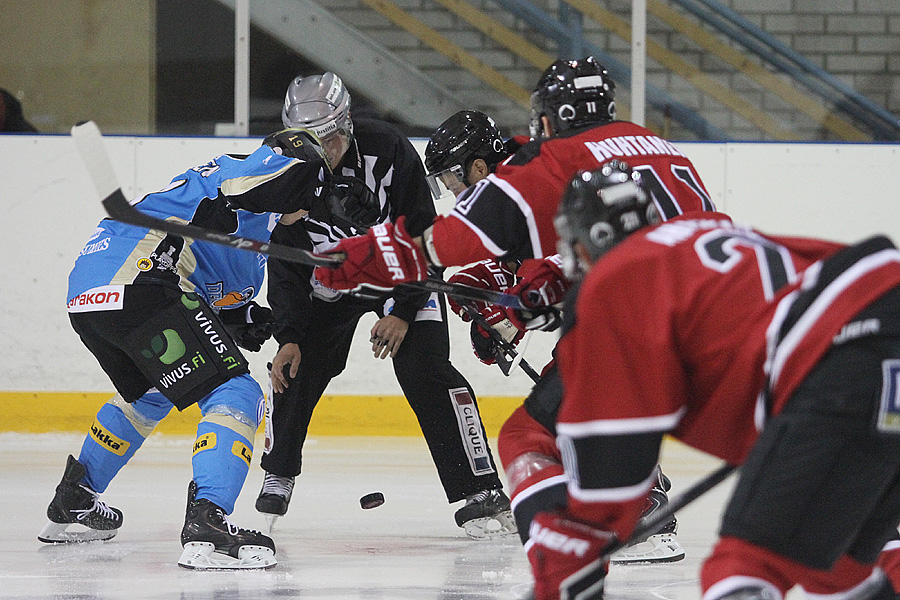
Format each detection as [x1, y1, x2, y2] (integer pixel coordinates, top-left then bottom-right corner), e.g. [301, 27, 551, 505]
[555, 245, 687, 534]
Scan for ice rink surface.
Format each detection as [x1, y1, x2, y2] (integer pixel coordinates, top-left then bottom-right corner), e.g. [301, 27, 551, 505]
[1, 432, 737, 600]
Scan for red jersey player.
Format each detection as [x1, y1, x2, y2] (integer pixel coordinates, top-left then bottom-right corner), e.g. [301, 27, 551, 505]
[423, 107, 691, 563]
[527, 160, 900, 600]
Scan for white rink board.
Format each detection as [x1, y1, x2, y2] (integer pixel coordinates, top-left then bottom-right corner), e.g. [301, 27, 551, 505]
[1, 134, 899, 394]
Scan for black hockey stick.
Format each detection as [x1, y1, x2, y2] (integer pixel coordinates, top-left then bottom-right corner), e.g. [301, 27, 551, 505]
[462, 304, 541, 382]
[523, 462, 737, 599]
[70, 121, 527, 310]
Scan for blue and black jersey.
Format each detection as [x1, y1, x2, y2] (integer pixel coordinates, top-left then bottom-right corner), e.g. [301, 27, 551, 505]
[67, 143, 328, 313]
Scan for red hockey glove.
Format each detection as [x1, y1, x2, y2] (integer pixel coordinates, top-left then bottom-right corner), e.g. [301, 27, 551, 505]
[446, 260, 517, 321]
[470, 306, 525, 365]
[313, 217, 428, 291]
[507, 256, 569, 332]
[513, 256, 569, 308]
[527, 511, 613, 600]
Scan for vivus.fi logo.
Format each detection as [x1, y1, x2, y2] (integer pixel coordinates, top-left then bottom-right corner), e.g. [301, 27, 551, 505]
[142, 329, 186, 365]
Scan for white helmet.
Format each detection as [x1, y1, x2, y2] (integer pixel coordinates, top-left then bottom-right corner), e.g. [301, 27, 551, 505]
[281, 72, 353, 141]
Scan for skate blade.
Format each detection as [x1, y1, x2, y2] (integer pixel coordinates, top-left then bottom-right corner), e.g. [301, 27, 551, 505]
[37, 520, 118, 544]
[178, 541, 276, 570]
[611, 533, 685, 564]
[462, 510, 519, 540]
[264, 514, 279, 535]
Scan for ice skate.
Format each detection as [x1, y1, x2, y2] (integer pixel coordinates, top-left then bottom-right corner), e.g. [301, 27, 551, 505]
[37, 455, 123, 543]
[254, 472, 294, 533]
[611, 469, 685, 563]
[179, 481, 276, 570]
[454, 489, 518, 540]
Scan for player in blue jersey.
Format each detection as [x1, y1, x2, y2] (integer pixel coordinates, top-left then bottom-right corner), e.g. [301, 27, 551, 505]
[38, 128, 353, 570]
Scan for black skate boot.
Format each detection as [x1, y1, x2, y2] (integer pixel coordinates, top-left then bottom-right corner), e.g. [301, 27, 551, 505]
[37, 455, 123, 543]
[255, 472, 294, 533]
[611, 467, 685, 563]
[454, 489, 518, 540]
[179, 480, 276, 570]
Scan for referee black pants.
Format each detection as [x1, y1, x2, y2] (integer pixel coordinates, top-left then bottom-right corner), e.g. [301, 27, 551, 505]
[260, 294, 502, 503]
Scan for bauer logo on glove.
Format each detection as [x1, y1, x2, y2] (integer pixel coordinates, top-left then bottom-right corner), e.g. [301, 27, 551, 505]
[372, 224, 408, 281]
[527, 511, 613, 600]
[313, 217, 428, 291]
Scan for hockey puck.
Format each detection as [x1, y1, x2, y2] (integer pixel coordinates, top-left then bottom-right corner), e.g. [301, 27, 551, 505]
[359, 492, 385, 509]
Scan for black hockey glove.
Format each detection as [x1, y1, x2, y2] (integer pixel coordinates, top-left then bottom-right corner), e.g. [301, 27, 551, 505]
[325, 176, 381, 231]
[218, 301, 276, 352]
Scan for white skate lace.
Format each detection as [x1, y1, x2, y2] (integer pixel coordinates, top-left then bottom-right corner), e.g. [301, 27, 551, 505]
[219, 511, 241, 535]
[218, 509, 263, 537]
[75, 486, 117, 521]
[465, 489, 492, 505]
[261, 474, 293, 498]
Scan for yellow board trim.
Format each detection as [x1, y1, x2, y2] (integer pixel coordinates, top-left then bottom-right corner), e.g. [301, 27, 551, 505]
[0, 391, 522, 437]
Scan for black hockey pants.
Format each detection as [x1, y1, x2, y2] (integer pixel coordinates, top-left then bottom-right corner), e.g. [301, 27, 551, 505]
[721, 284, 900, 569]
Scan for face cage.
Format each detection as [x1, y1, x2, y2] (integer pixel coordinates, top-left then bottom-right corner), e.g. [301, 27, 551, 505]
[319, 126, 353, 169]
[425, 163, 468, 200]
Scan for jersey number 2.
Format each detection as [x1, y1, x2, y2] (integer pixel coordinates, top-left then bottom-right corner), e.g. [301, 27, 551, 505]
[696, 230, 798, 300]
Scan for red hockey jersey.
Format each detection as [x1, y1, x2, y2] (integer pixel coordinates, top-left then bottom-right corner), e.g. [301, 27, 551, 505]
[430, 121, 713, 267]
[555, 214, 900, 534]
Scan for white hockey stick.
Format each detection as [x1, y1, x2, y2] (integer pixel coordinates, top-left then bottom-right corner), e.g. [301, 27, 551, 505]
[508, 331, 533, 378]
[70, 121, 527, 309]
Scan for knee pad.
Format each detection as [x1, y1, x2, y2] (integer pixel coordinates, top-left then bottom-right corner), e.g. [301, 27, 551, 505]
[508, 458, 567, 545]
[198, 374, 264, 430]
[876, 541, 900, 593]
[78, 393, 170, 492]
[804, 569, 894, 600]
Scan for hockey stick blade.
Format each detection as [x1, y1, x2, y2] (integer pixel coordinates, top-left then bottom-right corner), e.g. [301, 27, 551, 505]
[70, 121, 526, 308]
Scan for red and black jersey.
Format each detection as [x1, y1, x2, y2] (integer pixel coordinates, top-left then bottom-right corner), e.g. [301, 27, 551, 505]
[429, 121, 713, 266]
[554, 213, 900, 537]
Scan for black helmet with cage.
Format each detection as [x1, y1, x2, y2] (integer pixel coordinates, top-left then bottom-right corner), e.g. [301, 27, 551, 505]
[529, 57, 616, 138]
[555, 160, 659, 278]
[281, 72, 354, 166]
[424, 110, 508, 199]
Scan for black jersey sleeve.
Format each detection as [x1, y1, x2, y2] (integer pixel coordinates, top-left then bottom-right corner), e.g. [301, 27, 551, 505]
[386, 133, 437, 320]
[350, 119, 437, 320]
[266, 221, 315, 346]
[223, 150, 329, 216]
